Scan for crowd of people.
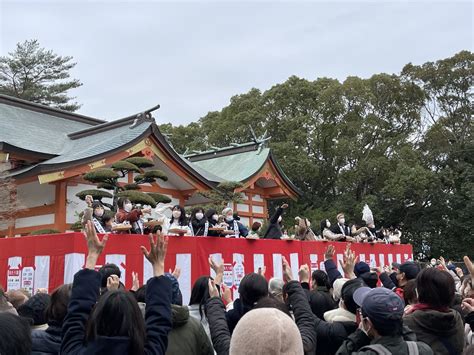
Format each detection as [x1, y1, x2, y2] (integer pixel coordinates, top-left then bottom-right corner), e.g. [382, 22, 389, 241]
[85, 196, 402, 244]
[1, 221, 473, 354]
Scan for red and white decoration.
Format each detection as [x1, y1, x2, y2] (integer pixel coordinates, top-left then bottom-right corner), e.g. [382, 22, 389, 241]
[0, 233, 413, 304]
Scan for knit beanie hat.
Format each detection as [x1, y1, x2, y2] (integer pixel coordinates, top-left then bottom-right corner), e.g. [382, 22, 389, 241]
[17, 293, 51, 325]
[332, 278, 349, 302]
[230, 308, 303, 355]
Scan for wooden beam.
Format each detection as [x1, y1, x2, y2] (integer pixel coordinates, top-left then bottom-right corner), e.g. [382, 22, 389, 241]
[55, 182, 67, 232]
[15, 204, 56, 218]
[0, 223, 57, 237]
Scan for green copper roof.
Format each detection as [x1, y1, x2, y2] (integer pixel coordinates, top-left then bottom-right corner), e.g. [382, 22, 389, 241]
[190, 148, 270, 182]
[0, 101, 94, 155]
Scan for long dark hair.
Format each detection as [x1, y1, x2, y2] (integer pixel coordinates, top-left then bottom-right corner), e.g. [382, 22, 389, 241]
[205, 208, 218, 226]
[189, 276, 212, 318]
[170, 205, 188, 226]
[86, 290, 146, 354]
[238, 273, 268, 306]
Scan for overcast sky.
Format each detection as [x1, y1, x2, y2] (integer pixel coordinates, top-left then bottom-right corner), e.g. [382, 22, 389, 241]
[1, 1, 472, 125]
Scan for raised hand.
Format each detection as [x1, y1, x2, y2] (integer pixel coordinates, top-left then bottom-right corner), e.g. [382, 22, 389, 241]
[464, 256, 474, 285]
[140, 232, 168, 277]
[84, 220, 108, 269]
[107, 275, 120, 291]
[131, 271, 140, 292]
[208, 279, 220, 298]
[257, 266, 266, 277]
[222, 284, 233, 304]
[282, 256, 295, 283]
[461, 298, 474, 313]
[438, 256, 448, 271]
[298, 264, 310, 283]
[339, 244, 358, 279]
[324, 245, 335, 261]
[169, 265, 181, 279]
[85, 195, 93, 207]
[281, 203, 289, 209]
[209, 256, 225, 285]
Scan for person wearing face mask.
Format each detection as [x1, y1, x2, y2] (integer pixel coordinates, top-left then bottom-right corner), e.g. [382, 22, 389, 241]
[165, 205, 191, 236]
[222, 207, 248, 238]
[204, 208, 221, 237]
[262, 203, 288, 239]
[115, 197, 151, 234]
[189, 207, 209, 236]
[82, 195, 107, 233]
[330, 213, 356, 242]
[337, 287, 433, 354]
[321, 219, 345, 241]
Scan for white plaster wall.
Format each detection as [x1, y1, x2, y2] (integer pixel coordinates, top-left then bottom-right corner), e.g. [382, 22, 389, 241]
[15, 214, 55, 228]
[17, 181, 55, 208]
[252, 205, 264, 214]
[252, 194, 263, 202]
[66, 184, 113, 224]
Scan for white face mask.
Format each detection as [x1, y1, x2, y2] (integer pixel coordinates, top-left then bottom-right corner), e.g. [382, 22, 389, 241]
[172, 210, 181, 219]
[195, 212, 204, 220]
[225, 215, 233, 222]
[278, 216, 282, 223]
[94, 209, 104, 217]
[124, 203, 132, 212]
[339, 218, 345, 225]
[326, 220, 331, 228]
[212, 214, 218, 221]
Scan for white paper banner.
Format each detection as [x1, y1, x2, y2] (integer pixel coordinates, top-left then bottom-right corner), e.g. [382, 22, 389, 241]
[253, 254, 264, 273]
[272, 254, 283, 280]
[105, 254, 126, 285]
[34, 256, 50, 292]
[64, 253, 85, 284]
[233, 253, 245, 299]
[176, 253, 192, 305]
[290, 253, 299, 280]
[143, 255, 153, 285]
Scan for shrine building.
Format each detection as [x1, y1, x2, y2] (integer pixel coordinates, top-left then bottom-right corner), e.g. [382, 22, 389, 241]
[0, 94, 300, 237]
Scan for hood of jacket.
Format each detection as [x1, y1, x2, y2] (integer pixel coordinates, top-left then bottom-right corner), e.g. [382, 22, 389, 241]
[171, 304, 190, 328]
[405, 308, 463, 338]
[324, 307, 356, 323]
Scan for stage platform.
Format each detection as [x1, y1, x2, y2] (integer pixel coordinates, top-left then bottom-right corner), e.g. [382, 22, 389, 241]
[0, 233, 413, 304]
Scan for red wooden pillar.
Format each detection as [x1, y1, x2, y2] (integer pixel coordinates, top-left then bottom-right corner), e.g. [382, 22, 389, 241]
[55, 181, 67, 232]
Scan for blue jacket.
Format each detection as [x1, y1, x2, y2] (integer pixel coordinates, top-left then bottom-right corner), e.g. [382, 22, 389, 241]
[61, 268, 173, 355]
[32, 324, 61, 355]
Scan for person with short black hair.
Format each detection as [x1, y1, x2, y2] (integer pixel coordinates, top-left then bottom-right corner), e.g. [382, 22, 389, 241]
[31, 284, 72, 354]
[307, 270, 336, 320]
[225, 273, 268, 333]
[404, 267, 465, 354]
[0, 312, 32, 355]
[379, 261, 420, 299]
[337, 287, 433, 354]
[18, 293, 51, 330]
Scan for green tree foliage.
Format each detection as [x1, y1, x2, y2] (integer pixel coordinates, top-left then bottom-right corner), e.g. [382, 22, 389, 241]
[163, 51, 473, 260]
[76, 158, 170, 209]
[193, 181, 244, 212]
[0, 40, 82, 111]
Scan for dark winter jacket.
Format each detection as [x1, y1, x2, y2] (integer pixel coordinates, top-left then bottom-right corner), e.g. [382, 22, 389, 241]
[403, 309, 465, 355]
[225, 298, 252, 334]
[324, 259, 343, 287]
[336, 328, 433, 355]
[308, 286, 336, 320]
[61, 268, 173, 355]
[166, 304, 214, 355]
[31, 324, 61, 355]
[330, 223, 351, 237]
[224, 219, 249, 238]
[263, 207, 284, 239]
[190, 219, 209, 237]
[283, 280, 318, 354]
[206, 297, 231, 355]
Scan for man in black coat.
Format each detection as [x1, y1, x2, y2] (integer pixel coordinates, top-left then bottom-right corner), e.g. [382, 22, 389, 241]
[263, 203, 288, 239]
[331, 213, 352, 237]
